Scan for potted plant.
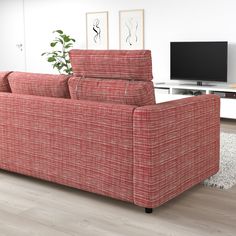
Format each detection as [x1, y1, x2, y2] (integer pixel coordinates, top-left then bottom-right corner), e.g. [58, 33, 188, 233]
[42, 30, 76, 75]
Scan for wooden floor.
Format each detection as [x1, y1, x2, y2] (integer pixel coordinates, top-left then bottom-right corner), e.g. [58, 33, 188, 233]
[0, 119, 236, 236]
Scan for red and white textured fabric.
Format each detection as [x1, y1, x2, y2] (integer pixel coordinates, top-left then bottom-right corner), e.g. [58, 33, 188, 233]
[133, 95, 220, 208]
[0, 71, 12, 92]
[69, 50, 153, 81]
[68, 77, 156, 106]
[0, 93, 136, 202]
[0, 92, 220, 208]
[8, 72, 71, 98]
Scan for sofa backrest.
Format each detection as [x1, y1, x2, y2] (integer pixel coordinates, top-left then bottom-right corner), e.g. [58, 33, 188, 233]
[0, 71, 12, 92]
[69, 50, 156, 106]
[0, 92, 136, 202]
[8, 72, 71, 98]
[68, 77, 155, 106]
[69, 50, 153, 81]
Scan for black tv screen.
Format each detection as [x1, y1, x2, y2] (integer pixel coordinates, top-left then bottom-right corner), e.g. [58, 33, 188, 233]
[171, 41, 228, 82]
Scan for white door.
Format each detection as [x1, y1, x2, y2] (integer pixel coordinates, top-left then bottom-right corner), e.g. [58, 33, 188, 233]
[0, 0, 26, 71]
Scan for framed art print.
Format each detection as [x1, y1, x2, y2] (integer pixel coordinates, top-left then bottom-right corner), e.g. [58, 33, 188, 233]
[119, 9, 144, 49]
[86, 11, 109, 49]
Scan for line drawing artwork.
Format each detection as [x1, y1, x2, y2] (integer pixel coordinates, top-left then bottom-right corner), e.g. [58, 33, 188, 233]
[93, 18, 101, 44]
[119, 10, 144, 49]
[125, 17, 138, 46]
[86, 11, 108, 49]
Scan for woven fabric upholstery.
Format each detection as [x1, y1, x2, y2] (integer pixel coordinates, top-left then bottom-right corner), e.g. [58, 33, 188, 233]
[68, 77, 156, 106]
[8, 72, 70, 98]
[0, 93, 136, 202]
[0, 71, 12, 92]
[69, 50, 153, 81]
[133, 95, 220, 208]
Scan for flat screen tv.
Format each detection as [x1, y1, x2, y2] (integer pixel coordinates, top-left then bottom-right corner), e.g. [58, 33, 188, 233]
[170, 41, 228, 85]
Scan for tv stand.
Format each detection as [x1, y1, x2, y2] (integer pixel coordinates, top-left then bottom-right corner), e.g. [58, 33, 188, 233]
[180, 83, 216, 87]
[154, 82, 236, 119]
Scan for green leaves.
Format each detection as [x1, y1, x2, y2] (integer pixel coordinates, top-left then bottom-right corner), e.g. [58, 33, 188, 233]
[65, 43, 73, 49]
[63, 35, 70, 42]
[41, 29, 76, 75]
[47, 57, 56, 62]
[50, 42, 57, 47]
[53, 30, 63, 34]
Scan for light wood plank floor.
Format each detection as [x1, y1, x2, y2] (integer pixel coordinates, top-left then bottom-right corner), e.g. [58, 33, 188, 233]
[0, 119, 235, 236]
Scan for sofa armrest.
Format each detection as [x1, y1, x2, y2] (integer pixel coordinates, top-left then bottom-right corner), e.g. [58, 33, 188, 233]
[133, 95, 220, 208]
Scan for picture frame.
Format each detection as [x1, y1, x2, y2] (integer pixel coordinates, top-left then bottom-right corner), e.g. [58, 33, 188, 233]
[86, 11, 109, 49]
[119, 9, 144, 49]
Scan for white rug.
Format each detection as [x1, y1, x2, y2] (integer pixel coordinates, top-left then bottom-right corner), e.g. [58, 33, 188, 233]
[203, 132, 236, 189]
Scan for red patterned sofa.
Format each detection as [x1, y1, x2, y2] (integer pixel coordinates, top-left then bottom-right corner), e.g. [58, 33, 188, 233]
[0, 50, 220, 213]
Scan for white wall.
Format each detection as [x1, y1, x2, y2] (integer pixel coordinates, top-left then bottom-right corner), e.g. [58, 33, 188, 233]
[0, 0, 26, 71]
[2, 0, 236, 83]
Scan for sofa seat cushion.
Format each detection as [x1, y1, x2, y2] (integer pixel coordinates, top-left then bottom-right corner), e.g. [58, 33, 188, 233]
[69, 50, 153, 81]
[8, 72, 70, 98]
[0, 71, 12, 92]
[68, 77, 156, 106]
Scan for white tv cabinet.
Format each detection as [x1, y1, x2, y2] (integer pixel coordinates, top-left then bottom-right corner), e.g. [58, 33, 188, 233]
[154, 83, 236, 119]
